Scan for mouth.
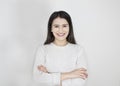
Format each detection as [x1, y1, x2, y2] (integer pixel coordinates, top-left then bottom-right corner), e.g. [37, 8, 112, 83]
[56, 33, 66, 37]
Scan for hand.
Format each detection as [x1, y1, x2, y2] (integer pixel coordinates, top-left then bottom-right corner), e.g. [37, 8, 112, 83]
[69, 68, 88, 80]
[37, 65, 48, 73]
[61, 68, 88, 80]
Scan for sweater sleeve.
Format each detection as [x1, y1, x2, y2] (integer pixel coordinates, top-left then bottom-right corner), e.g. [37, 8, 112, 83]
[33, 45, 61, 86]
[76, 46, 88, 69]
[71, 46, 88, 86]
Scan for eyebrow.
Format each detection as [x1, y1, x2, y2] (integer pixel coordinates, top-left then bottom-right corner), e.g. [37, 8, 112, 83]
[53, 24, 69, 26]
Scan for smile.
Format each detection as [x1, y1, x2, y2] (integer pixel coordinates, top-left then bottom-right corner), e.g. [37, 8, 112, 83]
[56, 33, 66, 37]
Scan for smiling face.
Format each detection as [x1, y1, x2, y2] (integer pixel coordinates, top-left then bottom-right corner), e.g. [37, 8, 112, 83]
[51, 17, 69, 42]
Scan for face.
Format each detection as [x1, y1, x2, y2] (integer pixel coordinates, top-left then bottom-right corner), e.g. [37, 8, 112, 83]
[51, 17, 69, 42]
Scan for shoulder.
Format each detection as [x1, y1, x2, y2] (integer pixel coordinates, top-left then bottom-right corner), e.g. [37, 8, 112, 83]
[69, 43, 84, 50]
[68, 43, 86, 54]
[36, 44, 51, 52]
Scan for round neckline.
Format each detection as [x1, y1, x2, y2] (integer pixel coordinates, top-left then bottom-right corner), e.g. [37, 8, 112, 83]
[51, 42, 70, 48]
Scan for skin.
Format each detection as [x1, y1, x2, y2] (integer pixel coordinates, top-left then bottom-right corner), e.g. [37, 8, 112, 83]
[38, 65, 88, 80]
[51, 17, 69, 46]
[37, 17, 88, 85]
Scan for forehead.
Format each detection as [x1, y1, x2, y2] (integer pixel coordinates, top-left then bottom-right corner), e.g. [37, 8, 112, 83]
[52, 17, 68, 25]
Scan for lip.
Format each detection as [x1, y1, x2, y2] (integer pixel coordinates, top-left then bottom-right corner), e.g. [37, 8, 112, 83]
[56, 33, 65, 37]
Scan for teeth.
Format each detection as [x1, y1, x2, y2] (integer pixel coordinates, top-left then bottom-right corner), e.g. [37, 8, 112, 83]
[57, 33, 65, 36]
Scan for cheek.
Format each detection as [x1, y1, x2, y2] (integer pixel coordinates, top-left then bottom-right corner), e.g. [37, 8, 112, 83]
[51, 30, 57, 36]
[51, 27, 58, 32]
[65, 28, 69, 33]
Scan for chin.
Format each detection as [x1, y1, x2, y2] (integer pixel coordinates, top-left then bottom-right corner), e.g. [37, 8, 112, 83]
[55, 37, 67, 41]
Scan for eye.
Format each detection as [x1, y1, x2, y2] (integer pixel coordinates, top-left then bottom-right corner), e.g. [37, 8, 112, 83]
[54, 25, 59, 28]
[63, 25, 67, 27]
[63, 24, 68, 28]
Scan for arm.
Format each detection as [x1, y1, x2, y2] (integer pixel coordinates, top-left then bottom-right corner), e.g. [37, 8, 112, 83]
[35, 45, 88, 85]
[38, 65, 87, 86]
[76, 46, 88, 69]
[61, 68, 88, 80]
[61, 46, 88, 81]
[33, 46, 61, 86]
[70, 46, 88, 85]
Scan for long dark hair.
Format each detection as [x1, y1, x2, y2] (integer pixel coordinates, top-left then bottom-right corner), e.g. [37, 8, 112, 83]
[44, 11, 76, 45]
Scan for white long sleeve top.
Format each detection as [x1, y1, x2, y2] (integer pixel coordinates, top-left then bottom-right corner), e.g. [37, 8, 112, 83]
[33, 43, 87, 86]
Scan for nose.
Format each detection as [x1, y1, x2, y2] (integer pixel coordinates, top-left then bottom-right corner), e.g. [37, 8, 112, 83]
[58, 26, 63, 32]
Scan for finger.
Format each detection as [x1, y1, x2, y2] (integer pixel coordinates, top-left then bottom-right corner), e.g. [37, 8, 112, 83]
[38, 66, 43, 71]
[79, 68, 87, 71]
[38, 66, 45, 71]
[38, 65, 44, 68]
[38, 66, 49, 73]
[38, 65, 43, 69]
[75, 70, 86, 75]
[37, 66, 41, 70]
[79, 70, 88, 77]
[44, 69, 48, 73]
[83, 72, 88, 78]
[38, 65, 44, 69]
[79, 74, 86, 80]
[77, 71, 88, 78]
[38, 67, 47, 73]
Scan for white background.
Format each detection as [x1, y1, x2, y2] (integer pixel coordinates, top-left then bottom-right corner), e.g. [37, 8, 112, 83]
[0, 0, 120, 86]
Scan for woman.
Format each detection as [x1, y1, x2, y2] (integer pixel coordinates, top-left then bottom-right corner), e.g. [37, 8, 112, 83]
[33, 11, 88, 86]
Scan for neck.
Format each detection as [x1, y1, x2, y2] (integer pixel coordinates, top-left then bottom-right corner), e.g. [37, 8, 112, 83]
[53, 40, 68, 46]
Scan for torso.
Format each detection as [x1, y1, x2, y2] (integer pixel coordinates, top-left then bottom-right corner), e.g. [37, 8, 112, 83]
[43, 43, 80, 73]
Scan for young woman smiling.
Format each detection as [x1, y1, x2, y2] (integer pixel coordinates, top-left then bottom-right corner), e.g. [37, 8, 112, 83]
[33, 11, 88, 86]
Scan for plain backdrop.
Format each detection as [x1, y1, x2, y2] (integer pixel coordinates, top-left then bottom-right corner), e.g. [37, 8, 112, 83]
[0, 0, 120, 86]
